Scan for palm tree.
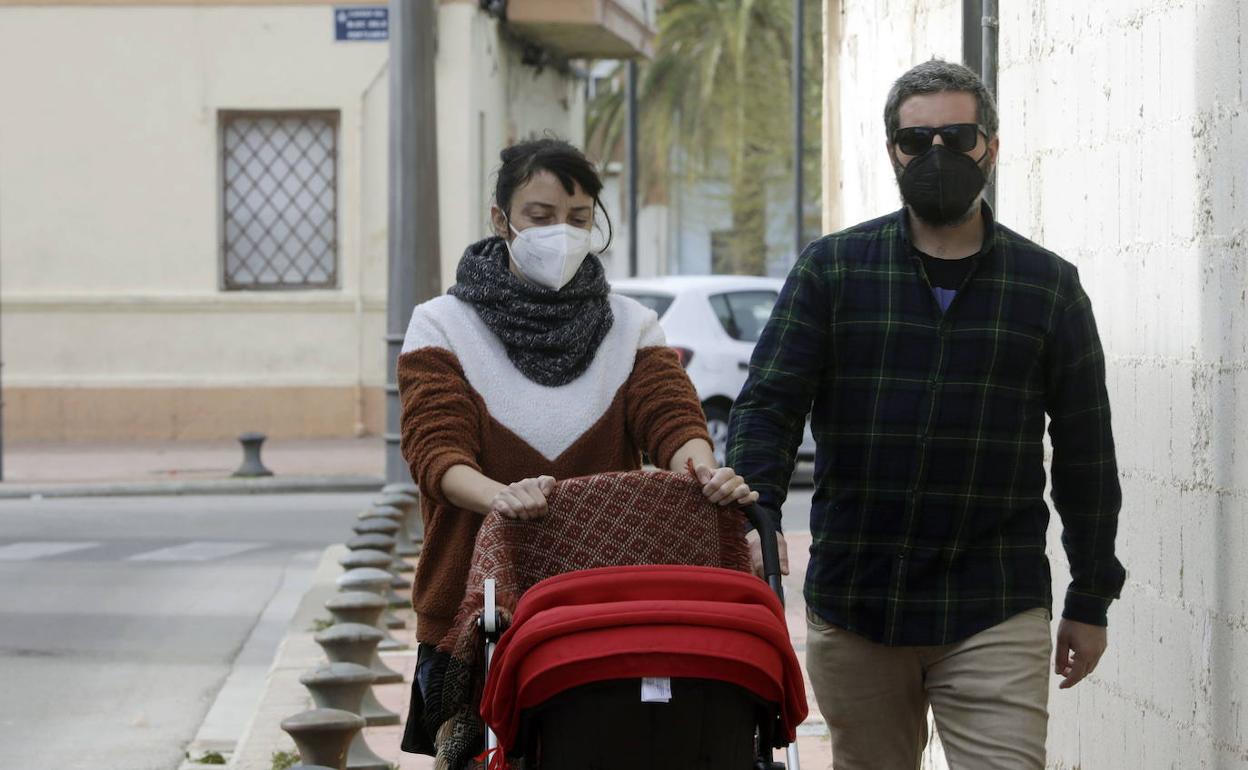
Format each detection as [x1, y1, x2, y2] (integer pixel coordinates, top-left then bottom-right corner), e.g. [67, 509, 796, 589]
[587, 0, 821, 275]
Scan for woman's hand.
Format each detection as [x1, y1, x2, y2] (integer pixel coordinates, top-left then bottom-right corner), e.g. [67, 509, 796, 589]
[694, 464, 760, 506]
[489, 475, 556, 520]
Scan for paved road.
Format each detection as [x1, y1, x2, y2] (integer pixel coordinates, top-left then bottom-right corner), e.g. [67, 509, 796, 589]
[0, 493, 372, 770]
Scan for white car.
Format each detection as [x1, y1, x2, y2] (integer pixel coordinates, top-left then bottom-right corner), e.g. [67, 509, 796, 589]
[612, 275, 817, 468]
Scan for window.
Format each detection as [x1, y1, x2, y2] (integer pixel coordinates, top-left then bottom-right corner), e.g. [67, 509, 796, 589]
[221, 111, 339, 290]
[617, 292, 675, 318]
[707, 290, 778, 342]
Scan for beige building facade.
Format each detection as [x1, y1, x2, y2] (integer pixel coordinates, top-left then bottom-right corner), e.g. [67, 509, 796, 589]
[823, 1, 1248, 767]
[0, 0, 651, 441]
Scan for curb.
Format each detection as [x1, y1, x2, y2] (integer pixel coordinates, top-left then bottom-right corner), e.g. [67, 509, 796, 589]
[0, 475, 386, 500]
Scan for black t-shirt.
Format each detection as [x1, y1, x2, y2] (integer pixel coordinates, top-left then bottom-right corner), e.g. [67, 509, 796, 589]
[918, 250, 977, 289]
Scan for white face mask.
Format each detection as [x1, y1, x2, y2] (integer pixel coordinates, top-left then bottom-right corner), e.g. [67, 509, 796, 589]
[505, 220, 592, 290]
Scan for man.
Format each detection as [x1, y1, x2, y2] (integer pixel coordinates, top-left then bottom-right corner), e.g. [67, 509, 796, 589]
[727, 60, 1125, 769]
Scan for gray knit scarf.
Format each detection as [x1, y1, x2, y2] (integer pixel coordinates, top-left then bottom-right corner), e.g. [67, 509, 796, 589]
[448, 236, 614, 387]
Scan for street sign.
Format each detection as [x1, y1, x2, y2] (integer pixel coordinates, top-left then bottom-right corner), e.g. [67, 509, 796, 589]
[335, 7, 388, 42]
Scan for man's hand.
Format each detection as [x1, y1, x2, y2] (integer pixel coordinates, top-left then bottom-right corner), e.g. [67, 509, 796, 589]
[490, 476, 556, 520]
[745, 529, 789, 579]
[1055, 618, 1107, 689]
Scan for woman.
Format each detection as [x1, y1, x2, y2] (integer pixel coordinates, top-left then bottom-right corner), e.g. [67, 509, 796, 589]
[397, 138, 757, 757]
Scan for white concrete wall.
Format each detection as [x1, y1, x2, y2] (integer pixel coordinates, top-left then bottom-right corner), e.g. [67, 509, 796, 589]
[828, 0, 1248, 767]
[997, 1, 1248, 767]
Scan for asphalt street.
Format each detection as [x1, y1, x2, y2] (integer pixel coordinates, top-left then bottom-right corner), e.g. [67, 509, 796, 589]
[0, 492, 373, 770]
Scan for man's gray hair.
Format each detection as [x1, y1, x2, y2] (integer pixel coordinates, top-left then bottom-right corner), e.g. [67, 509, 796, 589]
[884, 59, 999, 142]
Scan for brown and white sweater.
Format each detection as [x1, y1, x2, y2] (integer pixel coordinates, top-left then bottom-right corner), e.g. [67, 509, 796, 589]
[397, 293, 711, 645]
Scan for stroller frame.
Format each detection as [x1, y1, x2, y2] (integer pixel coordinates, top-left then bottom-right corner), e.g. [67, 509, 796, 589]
[479, 504, 801, 770]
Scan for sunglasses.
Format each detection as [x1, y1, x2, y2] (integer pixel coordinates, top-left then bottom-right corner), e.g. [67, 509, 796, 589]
[892, 123, 986, 156]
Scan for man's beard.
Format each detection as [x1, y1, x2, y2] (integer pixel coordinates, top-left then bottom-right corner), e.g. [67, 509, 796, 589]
[893, 154, 994, 227]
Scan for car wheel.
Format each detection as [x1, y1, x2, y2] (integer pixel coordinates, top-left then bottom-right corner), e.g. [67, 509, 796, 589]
[704, 403, 730, 467]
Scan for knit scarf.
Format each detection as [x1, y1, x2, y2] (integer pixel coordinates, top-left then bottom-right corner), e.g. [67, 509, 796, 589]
[423, 470, 751, 770]
[447, 236, 614, 387]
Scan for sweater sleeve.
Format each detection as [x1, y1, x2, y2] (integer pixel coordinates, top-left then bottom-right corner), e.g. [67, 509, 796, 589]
[625, 345, 712, 470]
[397, 346, 483, 507]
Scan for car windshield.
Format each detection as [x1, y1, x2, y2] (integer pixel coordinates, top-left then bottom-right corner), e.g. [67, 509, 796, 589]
[617, 292, 675, 318]
[707, 290, 778, 342]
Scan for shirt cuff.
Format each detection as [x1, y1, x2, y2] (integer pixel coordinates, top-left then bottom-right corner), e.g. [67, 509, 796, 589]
[1062, 588, 1112, 626]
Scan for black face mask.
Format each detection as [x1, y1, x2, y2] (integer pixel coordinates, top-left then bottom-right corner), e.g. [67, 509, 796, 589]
[897, 145, 989, 226]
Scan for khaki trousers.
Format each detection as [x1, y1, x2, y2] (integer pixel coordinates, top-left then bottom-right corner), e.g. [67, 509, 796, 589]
[806, 608, 1051, 770]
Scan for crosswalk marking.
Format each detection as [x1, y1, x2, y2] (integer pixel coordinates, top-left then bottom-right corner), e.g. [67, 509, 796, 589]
[128, 541, 267, 562]
[0, 541, 101, 561]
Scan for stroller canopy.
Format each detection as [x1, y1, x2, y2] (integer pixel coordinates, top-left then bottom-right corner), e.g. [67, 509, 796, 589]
[480, 564, 809, 752]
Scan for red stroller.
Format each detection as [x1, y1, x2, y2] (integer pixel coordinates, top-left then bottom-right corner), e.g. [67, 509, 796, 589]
[468, 474, 806, 769]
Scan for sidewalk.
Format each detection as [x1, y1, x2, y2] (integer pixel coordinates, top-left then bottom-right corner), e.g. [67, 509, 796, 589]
[0, 437, 385, 498]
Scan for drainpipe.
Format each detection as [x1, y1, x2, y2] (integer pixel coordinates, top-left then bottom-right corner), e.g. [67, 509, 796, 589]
[626, 59, 639, 277]
[981, 0, 998, 210]
[793, 0, 804, 263]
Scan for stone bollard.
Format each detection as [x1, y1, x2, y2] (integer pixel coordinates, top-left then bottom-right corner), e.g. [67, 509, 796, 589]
[339, 548, 408, 601]
[354, 509, 414, 573]
[339, 564, 407, 616]
[326, 591, 388, 632]
[351, 514, 414, 574]
[334, 556, 401, 633]
[299, 663, 390, 770]
[331, 576, 404, 648]
[381, 482, 419, 496]
[345, 534, 409, 580]
[280, 707, 364, 770]
[232, 432, 274, 478]
[338, 549, 393, 574]
[345, 533, 395, 556]
[335, 570, 406, 647]
[371, 496, 421, 556]
[379, 484, 422, 548]
[352, 517, 399, 538]
[313, 623, 401, 725]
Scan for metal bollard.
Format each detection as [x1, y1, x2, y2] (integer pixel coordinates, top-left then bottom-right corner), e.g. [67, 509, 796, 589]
[232, 432, 274, 478]
[313, 623, 401, 724]
[371, 496, 421, 556]
[299, 663, 389, 770]
[280, 707, 364, 770]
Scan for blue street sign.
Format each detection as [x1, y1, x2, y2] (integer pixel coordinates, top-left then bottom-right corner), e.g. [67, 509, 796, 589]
[335, 7, 388, 41]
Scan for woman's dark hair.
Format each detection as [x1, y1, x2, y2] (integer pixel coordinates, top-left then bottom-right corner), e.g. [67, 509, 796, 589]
[493, 137, 614, 253]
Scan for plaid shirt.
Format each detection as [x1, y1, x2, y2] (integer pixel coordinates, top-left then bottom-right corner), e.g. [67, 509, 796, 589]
[727, 205, 1125, 646]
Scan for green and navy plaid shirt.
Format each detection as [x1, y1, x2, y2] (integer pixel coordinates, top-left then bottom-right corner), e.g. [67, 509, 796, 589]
[727, 205, 1125, 646]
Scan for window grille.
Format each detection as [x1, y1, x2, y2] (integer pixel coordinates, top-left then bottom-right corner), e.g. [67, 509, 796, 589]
[221, 111, 339, 289]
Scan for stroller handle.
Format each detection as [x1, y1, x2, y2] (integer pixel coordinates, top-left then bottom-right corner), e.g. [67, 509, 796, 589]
[743, 504, 786, 605]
